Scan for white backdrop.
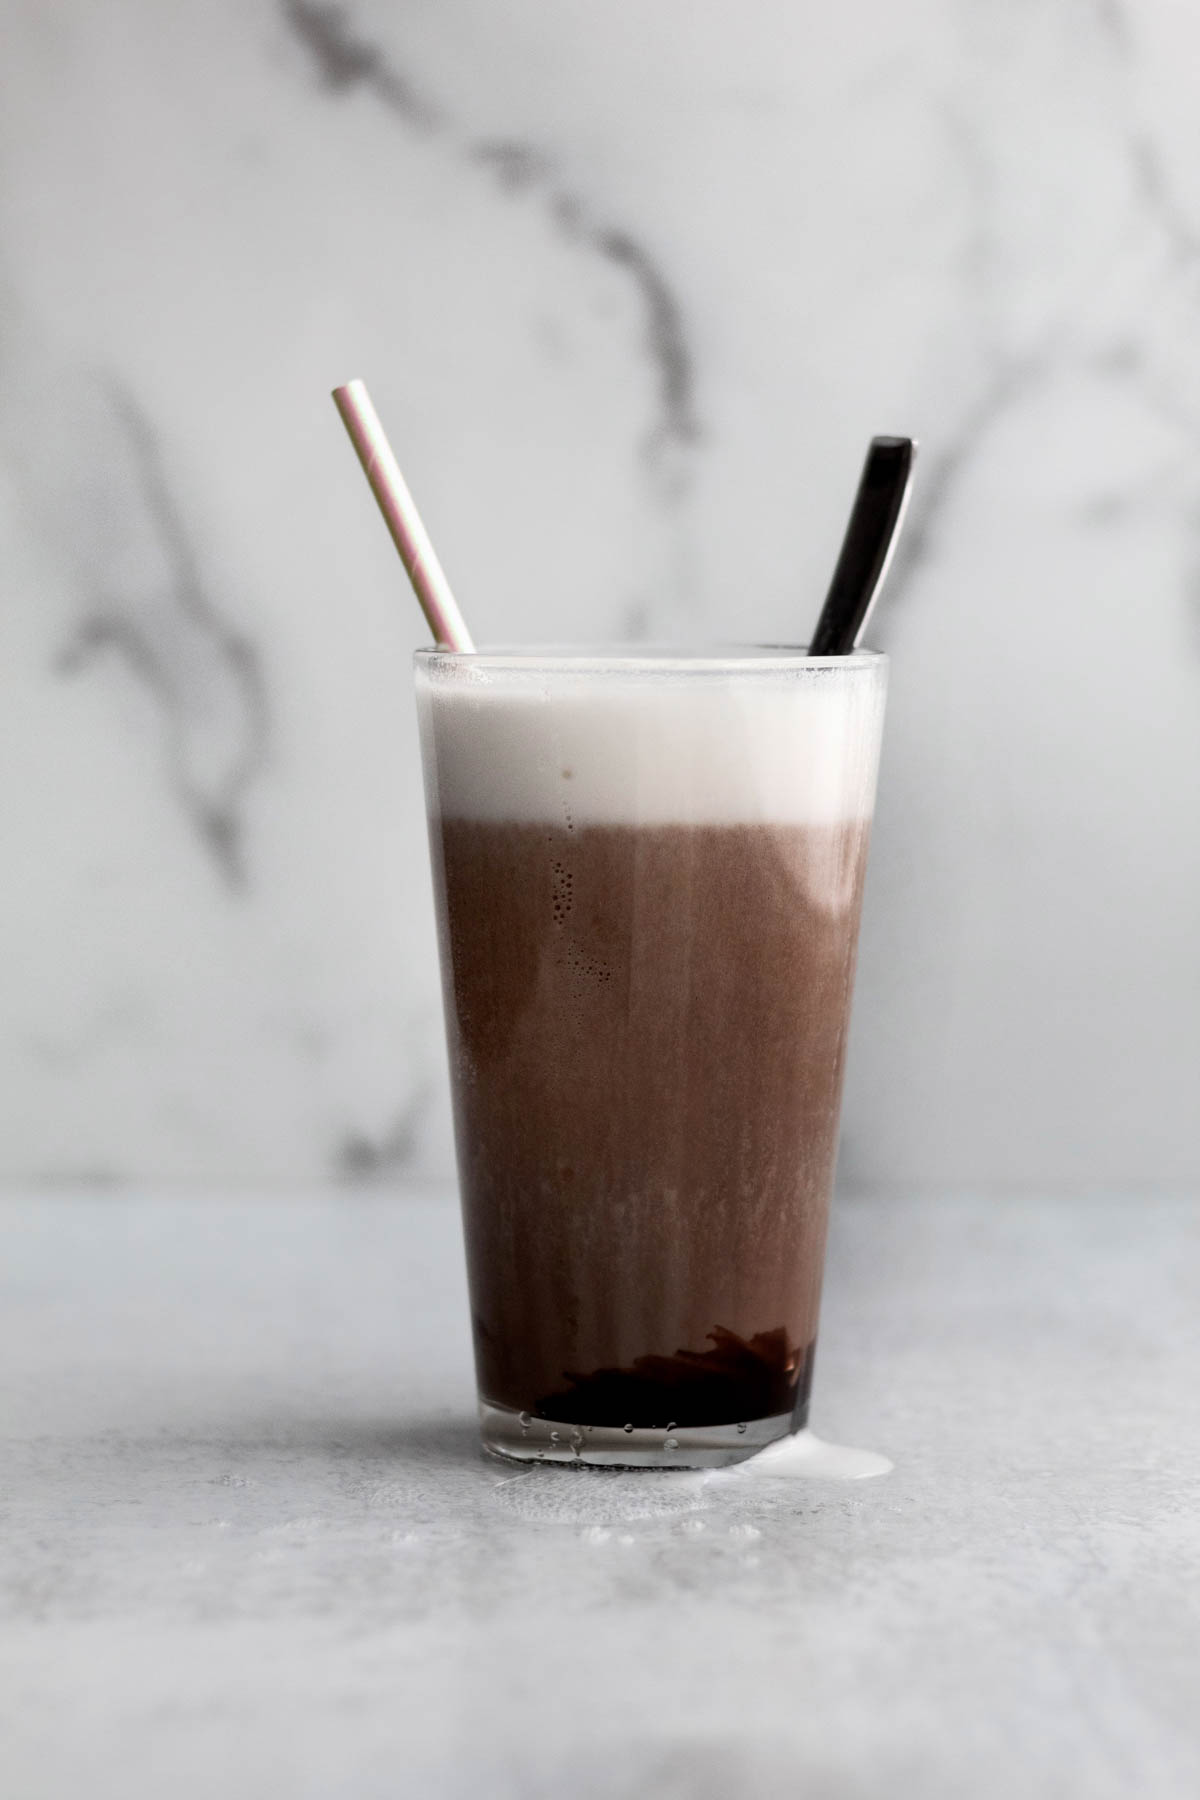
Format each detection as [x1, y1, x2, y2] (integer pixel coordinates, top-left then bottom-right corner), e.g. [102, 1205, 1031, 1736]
[1, 0, 1197, 1188]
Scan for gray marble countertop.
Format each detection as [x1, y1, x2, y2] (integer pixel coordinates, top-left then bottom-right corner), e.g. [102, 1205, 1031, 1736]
[2, 1189, 1198, 1799]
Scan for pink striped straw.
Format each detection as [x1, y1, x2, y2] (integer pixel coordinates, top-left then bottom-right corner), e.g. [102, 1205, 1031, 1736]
[332, 379, 475, 652]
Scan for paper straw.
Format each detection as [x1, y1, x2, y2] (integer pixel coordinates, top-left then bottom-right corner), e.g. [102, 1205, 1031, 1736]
[332, 380, 475, 652]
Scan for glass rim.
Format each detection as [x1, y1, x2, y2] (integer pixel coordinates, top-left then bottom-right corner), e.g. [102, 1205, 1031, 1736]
[414, 643, 886, 673]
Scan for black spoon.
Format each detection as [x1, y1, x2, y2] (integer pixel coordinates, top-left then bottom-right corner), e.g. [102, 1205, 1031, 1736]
[808, 436, 917, 655]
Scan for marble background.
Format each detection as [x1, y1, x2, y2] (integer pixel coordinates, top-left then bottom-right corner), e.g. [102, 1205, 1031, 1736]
[1, 0, 1197, 1190]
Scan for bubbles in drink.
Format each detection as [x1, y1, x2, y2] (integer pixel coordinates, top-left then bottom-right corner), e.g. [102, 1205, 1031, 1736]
[736, 1422, 747, 1434]
[666, 1437, 679, 1451]
[563, 942, 613, 987]
[623, 1423, 634, 1434]
[550, 859, 574, 926]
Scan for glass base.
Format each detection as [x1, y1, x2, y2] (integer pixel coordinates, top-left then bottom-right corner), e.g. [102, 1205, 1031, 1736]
[479, 1399, 797, 1469]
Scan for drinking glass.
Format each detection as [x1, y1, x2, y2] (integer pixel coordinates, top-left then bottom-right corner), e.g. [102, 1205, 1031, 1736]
[416, 646, 887, 1468]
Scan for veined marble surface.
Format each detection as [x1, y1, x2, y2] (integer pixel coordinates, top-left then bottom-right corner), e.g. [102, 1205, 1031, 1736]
[0, 1, 1199, 1185]
[2, 1187, 1199, 1798]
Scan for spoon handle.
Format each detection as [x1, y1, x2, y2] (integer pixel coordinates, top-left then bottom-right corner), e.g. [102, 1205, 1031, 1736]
[809, 436, 916, 655]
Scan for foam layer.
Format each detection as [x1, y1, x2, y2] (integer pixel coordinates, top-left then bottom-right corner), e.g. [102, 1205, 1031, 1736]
[416, 659, 887, 827]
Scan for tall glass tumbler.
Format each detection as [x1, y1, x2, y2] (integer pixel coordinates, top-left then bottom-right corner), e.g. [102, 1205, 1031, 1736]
[416, 647, 888, 1468]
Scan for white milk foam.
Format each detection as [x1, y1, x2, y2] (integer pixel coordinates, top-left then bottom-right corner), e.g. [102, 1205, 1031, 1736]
[417, 658, 887, 828]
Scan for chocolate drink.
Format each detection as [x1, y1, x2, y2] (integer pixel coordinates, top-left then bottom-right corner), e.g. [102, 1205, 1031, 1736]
[416, 648, 887, 1465]
[437, 817, 869, 1429]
